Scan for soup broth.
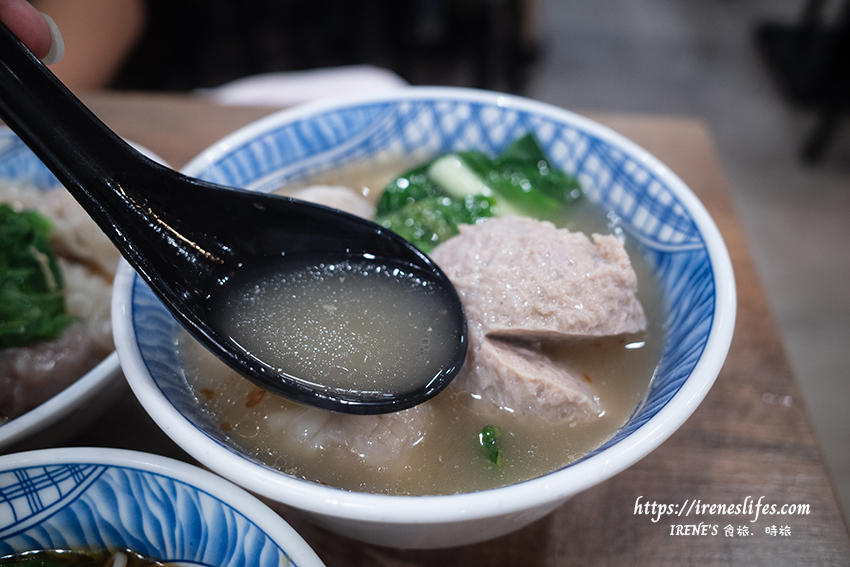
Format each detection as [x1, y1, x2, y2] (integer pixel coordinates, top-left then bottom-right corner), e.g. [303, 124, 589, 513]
[0, 548, 169, 566]
[211, 256, 461, 396]
[177, 156, 664, 496]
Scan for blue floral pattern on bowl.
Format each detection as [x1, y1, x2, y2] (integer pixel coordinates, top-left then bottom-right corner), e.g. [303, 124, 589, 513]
[0, 453, 307, 566]
[128, 89, 720, 476]
[0, 130, 64, 190]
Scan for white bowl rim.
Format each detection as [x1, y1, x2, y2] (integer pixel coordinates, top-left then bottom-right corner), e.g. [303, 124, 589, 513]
[118, 86, 737, 525]
[0, 446, 325, 567]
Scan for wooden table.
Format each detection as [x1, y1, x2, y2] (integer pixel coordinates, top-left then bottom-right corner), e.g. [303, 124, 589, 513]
[64, 92, 850, 565]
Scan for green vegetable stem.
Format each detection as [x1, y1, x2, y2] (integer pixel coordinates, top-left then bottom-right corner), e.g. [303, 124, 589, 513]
[479, 424, 504, 469]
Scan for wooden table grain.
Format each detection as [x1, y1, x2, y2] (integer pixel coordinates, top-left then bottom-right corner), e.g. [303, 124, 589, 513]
[66, 92, 850, 565]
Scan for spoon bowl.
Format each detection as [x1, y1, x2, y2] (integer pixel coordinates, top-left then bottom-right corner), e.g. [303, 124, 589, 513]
[0, 22, 466, 414]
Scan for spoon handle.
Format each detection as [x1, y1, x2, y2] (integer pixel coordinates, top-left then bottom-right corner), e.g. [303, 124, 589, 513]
[0, 21, 141, 203]
[0, 21, 233, 288]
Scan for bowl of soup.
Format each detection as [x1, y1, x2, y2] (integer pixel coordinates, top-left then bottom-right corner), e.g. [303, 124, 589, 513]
[0, 447, 325, 566]
[0, 129, 159, 452]
[113, 87, 736, 548]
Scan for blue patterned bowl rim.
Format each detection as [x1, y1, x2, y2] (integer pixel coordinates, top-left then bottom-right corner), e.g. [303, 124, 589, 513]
[114, 87, 736, 524]
[0, 447, 324, 566]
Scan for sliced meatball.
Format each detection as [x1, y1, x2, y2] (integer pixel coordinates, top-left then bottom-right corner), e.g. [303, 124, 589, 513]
[0, 323, 108, 422]
[431, 216, 647, 421]
[431, 216, 646, 341]
[454, 324, 602, 421]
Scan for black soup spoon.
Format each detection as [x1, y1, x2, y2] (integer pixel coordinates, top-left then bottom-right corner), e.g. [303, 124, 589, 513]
[0, 22, 467, 415]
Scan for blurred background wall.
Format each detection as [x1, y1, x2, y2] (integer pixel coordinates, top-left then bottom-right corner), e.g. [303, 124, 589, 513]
[109, 0, 540, 93]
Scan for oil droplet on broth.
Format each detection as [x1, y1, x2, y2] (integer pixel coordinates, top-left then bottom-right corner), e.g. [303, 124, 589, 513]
[211, 256, 461, 395]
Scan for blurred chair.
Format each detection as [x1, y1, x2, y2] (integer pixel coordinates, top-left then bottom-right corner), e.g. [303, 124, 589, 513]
[756, 0, 850, 162]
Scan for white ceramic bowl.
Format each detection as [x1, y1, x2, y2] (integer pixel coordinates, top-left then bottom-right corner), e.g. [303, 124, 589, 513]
[114, 87, 736, 549]
[0, 128, 124, 452]
[0, 447, 325, 566]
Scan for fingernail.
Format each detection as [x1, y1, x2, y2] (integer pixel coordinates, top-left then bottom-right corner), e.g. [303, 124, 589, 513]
[40, 13, 64, 65]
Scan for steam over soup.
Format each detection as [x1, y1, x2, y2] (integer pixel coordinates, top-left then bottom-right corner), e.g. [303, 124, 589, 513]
[176, 145, 664, 496]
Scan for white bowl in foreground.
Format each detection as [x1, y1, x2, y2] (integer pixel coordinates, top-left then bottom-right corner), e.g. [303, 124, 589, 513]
[114, 87, 736, 548]
[0, 447, 325, 566]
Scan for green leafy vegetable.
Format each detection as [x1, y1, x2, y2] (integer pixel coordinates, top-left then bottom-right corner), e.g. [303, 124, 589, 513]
[0, 204, 75, 349]
[487, 132, 582, 204]
[458, 133, 581, 209]
[377, 193, 497, 252]
[451, 151, 561, 217]
[375, 163, 443, 218]
[479, 424, 504, 468]
[375, 133, 581, 252]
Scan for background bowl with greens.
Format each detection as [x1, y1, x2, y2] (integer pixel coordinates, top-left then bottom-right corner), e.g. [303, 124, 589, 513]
[0, 128, 135, 451]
